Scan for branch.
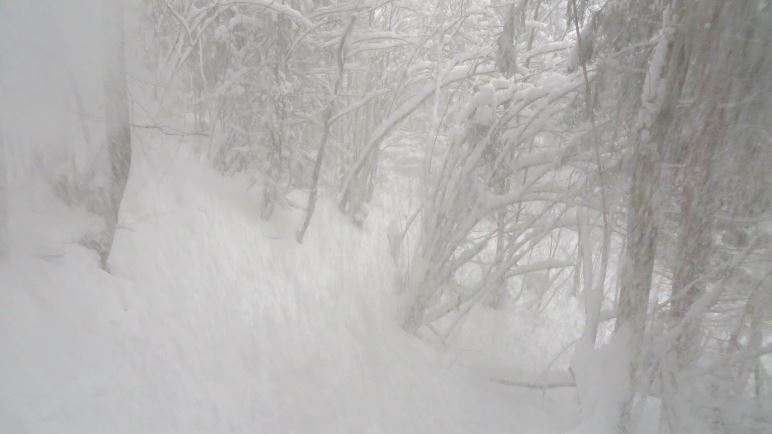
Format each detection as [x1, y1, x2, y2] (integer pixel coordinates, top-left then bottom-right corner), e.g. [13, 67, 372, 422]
[296, 15, 356, 243]
[338, 60, 495, 208]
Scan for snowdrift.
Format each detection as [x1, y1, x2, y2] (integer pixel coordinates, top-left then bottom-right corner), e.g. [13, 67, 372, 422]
[1, 145, 575, 433]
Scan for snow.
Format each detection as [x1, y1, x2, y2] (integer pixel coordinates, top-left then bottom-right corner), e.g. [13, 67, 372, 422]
[1, 0, 770, 432]
[449, 298, 583, 381]
[567, 328, 665, 434]
[1, 143, 579, 433]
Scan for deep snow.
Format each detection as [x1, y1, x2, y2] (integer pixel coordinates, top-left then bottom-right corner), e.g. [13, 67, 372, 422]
[1, 143, 580, 433]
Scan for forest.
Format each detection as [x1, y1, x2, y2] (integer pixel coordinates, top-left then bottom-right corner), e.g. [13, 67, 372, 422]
[1, 0, 770, 433]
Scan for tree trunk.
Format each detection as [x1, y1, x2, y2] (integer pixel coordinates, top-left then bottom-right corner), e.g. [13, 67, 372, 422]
[263, 13, 290, 220]
[297, 16, 355, 243]
[663, 2, 752, 430]
[100, 0, 132, 268]
[496, 3, 517, 77]
[614, 4, 686, 430]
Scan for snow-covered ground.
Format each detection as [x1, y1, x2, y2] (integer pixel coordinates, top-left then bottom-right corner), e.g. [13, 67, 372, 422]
[1, 144, 580, 433]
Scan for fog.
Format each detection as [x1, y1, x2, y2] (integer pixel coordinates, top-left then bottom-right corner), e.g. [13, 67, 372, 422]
[1, 1, 770, 433]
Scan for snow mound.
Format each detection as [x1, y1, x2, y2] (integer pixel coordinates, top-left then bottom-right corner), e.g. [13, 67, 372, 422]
[1, 145, 575, 433]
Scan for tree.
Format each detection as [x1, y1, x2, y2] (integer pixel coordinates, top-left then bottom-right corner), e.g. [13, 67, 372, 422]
[398, 0, 584, 333]
[571, 1, 772, 431]
[659, 1, 772, 431]
[98, 0, 133, 268]
[297, 15, 356, 242]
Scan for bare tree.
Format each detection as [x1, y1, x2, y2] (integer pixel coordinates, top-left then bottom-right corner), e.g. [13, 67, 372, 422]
[98, 0, 133, 268]
[297, 16, 356, 243]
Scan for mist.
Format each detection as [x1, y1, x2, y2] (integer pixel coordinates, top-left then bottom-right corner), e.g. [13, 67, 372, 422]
[1, 1, 770, 433]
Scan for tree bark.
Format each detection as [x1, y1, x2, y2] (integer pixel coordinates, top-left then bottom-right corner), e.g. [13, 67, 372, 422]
[614, 4, 687, 430]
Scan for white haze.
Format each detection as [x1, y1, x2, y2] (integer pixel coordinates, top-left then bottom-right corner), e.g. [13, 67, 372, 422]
[1, 0, 770, 433]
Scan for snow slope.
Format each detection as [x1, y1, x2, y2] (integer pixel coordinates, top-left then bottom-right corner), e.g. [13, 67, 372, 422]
[1, 144, 577, 433]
